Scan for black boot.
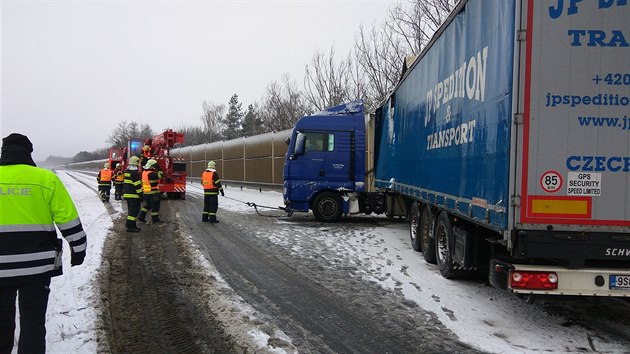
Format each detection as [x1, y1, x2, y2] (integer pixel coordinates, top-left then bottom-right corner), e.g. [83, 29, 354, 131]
[126, 221, 141, 232]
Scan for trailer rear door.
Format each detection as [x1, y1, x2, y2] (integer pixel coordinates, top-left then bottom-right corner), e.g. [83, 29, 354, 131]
[517, 0, 630, 232]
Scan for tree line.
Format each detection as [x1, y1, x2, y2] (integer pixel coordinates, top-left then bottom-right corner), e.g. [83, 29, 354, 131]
[68, 0, 455, 163]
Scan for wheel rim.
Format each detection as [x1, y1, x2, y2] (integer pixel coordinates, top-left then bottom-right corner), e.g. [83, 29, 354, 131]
[436, 223, 448, 263]
[410, 211, 419, 242]
[319, 198, 338, 218]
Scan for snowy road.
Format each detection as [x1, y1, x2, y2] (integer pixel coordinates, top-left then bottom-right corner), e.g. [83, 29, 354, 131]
[43, 171, 630, 353]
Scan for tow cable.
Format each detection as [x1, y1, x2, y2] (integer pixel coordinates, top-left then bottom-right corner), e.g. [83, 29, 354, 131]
[221, 195, 293, 218]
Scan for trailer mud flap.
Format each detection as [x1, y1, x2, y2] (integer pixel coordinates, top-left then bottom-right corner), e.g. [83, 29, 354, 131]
[453, 226, 473, 269]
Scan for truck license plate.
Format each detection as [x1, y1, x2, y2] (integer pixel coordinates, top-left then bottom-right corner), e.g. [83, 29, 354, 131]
[610, 275, 630, 290]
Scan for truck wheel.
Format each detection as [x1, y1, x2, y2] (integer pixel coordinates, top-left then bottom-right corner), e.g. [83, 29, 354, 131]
[312, 192, 342, 222]
[409, 202, 422, 251]
[435, 211, 457, 279]
[420, 206, 437, 264]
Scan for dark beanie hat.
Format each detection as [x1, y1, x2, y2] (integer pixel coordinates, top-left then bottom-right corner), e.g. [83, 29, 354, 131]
[2, 133, 34, 153]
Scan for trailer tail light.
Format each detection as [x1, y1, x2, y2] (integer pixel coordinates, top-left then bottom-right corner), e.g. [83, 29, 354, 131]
[510, 270, 558, 290]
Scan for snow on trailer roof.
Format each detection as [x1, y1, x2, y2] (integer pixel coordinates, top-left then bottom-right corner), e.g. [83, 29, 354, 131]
[310, 100, 364, 117]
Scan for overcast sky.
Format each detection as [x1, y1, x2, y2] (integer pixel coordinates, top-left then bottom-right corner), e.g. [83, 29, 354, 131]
[1, 0, 396, 161]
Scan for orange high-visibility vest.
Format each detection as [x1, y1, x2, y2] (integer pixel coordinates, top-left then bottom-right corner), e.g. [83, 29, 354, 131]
[114, 171, 124, 183]
[202, 171, 216, 189]
[142, 170, 159, 194]
[99, 169, 112, 182]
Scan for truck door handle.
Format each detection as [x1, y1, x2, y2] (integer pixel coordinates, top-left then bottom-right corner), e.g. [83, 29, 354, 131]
[319, 170, 325, 176]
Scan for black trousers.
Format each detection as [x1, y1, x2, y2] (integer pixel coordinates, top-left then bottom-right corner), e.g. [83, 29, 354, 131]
[138, 194, 161, 222]
[98, 185, 111, 201]
[113, 183, 124, 199]
[0, 278, 51, 354]
[125, 198, 142, 229]
[203, 194, 219, 222]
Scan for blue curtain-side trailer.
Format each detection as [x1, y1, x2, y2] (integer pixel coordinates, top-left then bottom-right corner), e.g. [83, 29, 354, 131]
[283, 0, 630, 297]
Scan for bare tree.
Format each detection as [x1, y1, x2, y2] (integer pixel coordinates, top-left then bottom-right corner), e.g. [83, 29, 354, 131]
[354, 21, 406, 111]
[177, 125, 219, 146]
[415, 0, 457, 34]
[353, 0, 456, 111]
[304, 47, 354, 111]
[200, 100, 226, 138]
[388, 0, 457, 53]
[107, 121, 154, 148]
[259, 74, 313, 132]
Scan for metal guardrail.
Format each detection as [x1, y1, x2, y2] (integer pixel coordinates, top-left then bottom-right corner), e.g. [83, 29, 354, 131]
[187, 176, 283, 193]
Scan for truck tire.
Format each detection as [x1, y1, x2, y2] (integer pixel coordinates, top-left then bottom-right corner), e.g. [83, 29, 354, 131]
[312, 192, 343, 222]
[409, 202, 422, 251]
[435, 211, 457, 279]
[420, 206, 437, 264]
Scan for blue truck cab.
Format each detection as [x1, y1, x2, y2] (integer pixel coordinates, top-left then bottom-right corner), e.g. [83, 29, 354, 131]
[283, 101, 368, 221]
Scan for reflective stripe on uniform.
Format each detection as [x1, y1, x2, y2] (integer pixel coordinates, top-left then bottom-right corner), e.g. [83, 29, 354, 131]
[0, 250, 56, 263]
[56, 217, 82, 231]
[72, 242, 87, 253]
[64, 229, 86, 243]
[0, 224, 56, 233]
[0, 264, 57, 278]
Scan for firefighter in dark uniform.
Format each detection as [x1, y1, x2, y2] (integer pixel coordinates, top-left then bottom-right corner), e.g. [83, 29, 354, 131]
[96, 162, 112, 203]
[0, 133, 87, 354]
[112, 164, 124, 201]
[123, 156, 143, 232]
[201, 160, 224, 223]
[137, 159, 161, 224]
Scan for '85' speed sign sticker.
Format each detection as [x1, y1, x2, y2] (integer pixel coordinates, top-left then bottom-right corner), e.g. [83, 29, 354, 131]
[540, 170, 563, 193]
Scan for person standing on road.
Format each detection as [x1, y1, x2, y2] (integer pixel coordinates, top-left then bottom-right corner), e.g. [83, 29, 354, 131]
[0, 133, 87, 354]
[97, 162, 113, 203]
[123, 156, 143, 232]
[201, 160, 224, 223]
[137, 159, 162, 224]
[112, 164, 124, 201]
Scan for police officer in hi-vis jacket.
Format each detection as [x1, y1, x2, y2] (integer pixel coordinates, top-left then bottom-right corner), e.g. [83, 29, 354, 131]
[0, 133, 87, 354]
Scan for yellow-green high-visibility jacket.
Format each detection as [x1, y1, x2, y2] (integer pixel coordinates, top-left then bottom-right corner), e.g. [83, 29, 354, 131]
[0, 164, 87, 285]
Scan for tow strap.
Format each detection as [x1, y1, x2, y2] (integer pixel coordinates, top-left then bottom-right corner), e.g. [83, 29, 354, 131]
[221, 195, 293, 217]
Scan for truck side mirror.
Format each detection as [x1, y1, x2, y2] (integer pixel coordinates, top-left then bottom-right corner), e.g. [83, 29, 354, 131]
[294, 132, 306, 156]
